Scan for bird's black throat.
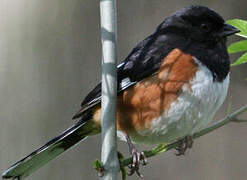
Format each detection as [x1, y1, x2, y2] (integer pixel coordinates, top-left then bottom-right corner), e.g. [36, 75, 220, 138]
[182, 38, 230, 82]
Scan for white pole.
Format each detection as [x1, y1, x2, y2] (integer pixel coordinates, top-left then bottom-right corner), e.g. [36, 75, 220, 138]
[100, 0, 119, 179]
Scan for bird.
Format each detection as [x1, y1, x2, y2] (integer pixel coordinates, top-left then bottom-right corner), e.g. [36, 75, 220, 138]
[2, 5, 240, 179]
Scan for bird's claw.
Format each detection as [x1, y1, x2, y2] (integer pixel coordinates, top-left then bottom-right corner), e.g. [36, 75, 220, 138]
[175, 136, 193, 156]
[128, 150, 147, 177]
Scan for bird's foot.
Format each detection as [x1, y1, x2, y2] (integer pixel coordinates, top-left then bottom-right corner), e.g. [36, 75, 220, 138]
[125, 135, 147, 177]
[128, 149, 147, 177]
[175, 136, 193, 156]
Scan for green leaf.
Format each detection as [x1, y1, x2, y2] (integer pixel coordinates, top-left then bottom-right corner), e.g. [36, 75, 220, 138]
[118, 152, 127, 180]
[228, 40, 247, 54]
[120, 166, 127, 180]
[231, 52, 247, 66]
[227, 19, 247, 38]
[94, 159, 103, 169]
[94, 159, 104, 177]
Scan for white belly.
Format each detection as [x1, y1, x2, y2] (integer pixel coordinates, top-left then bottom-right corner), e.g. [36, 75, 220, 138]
[122, 59, 230, 144]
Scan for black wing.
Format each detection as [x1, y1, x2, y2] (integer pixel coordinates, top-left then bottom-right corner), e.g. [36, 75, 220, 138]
[73, 32, 174, 119]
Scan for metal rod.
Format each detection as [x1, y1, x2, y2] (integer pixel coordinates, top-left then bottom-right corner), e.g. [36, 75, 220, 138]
[100, 0, 119, 179]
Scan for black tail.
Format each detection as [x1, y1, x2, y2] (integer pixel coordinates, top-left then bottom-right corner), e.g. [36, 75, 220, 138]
[2, 117, 99, 179]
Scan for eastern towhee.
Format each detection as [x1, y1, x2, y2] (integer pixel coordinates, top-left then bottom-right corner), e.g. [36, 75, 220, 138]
[2, 5, 240, 179]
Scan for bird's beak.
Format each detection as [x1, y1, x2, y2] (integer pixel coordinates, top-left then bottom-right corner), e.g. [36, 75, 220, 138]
[221, 23, 240, 37]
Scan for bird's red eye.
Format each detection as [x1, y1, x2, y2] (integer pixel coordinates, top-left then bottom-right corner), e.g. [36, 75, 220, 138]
[200, 23, 211, 32]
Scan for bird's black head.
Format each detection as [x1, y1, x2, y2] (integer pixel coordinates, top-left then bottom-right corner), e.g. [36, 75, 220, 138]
[156, 6, 239, 45]
[154, 6, 239, 82]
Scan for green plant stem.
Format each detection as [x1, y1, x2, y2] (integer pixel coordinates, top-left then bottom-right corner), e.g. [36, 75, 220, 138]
[231, 118, 247, 123]
[120, 105, 247, 167]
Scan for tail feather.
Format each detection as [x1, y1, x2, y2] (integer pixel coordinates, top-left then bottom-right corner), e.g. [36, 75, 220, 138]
[2, 118, 99, 179]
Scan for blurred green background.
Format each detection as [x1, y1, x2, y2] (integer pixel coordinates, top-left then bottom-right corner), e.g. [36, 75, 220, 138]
[0, 0, 247, 179]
